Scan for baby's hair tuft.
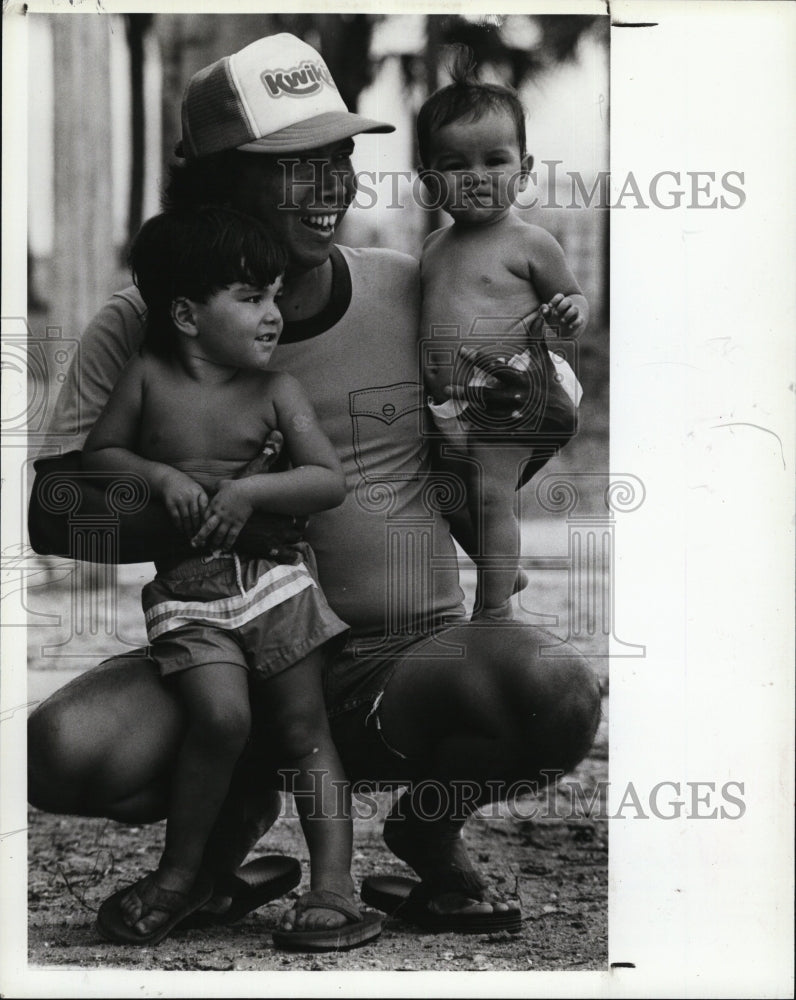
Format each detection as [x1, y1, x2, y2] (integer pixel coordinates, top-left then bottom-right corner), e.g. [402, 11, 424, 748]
[417, 45, 527, 166]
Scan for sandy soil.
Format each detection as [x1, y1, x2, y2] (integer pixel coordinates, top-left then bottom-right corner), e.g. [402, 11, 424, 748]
[27, 700, 607, 974]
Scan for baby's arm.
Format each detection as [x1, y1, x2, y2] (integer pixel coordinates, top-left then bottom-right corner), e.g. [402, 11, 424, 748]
[524, 226, 589, 336]
[190, 373, 345, 552]
[82, 356, 209, 537]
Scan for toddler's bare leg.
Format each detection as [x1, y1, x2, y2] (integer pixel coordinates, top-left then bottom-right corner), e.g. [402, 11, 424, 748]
[119, 660, 251, 935]
[468, 441, 523, 619]
[259, 650, 354, 930]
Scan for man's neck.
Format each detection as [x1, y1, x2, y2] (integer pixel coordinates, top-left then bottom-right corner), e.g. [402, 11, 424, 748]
[278, 257, 333, 322]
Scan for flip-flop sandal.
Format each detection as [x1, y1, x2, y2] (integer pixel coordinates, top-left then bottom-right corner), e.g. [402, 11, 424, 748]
[179, 854, 301, 929]
[272, 889, 383, 952]
[361, 874, 523, 934]
[96, 869, 214, 946]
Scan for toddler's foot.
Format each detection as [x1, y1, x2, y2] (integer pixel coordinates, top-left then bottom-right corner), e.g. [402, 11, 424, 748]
[472, 569, 527, 621]
[279, 873, 356, 932]
[471, 600, 514, 623]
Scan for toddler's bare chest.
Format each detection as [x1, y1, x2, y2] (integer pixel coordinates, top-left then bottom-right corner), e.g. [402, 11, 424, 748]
[422, 253, 541, 332]
[140, 378, 273, 459]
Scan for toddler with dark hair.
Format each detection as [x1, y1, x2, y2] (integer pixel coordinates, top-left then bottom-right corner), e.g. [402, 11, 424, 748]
[83, 206, 382, 950]
[418, 49, 589, 619]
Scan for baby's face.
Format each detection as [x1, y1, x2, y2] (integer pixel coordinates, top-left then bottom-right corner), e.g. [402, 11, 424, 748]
[423, 108, 529, 225]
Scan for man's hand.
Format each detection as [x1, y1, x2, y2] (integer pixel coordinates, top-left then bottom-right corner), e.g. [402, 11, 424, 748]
[446, 345, 574, 428]
[191, 479, 254, 551]
[157, 469, 209, 537]
[234, 428, 284, 479]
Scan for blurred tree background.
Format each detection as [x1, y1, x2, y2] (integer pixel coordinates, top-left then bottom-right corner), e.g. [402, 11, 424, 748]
[29, 12, 607, 318]
[28, 11, 608, 476]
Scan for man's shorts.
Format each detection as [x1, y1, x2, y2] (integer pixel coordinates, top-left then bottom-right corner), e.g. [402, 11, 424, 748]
[428, 347, 583, 443]
[141, 545, 348, 680]
[323, 613, 468, 782]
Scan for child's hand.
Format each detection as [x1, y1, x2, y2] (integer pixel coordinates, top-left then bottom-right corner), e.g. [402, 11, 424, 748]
[190, 479, 254, 551]
[159, 470, 209, 536]
[541, 293, 587, 335]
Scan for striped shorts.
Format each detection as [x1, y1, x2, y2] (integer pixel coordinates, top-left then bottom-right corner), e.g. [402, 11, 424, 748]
[141, 544, 349, 680]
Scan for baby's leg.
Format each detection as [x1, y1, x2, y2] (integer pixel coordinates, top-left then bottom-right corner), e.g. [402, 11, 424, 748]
[120, 660, 251, 935]
[435, 442, 528, 603]
[468, 441, 524, 619]
[434, 443, 479, 553]
[260, 650, 353, 929]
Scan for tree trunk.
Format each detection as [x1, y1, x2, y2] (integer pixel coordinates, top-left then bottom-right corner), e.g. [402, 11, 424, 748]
[52, 15, 114, 341]
[125, 14, 151, 249]
[155, 14, 279, 179]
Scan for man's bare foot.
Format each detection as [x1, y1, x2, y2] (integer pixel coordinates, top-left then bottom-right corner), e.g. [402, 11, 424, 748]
[383, 809, 512, 916]
[118, 866, 204, 936]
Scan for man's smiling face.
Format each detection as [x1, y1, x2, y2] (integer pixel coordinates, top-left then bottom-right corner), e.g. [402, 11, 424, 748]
[234, 139, 358, 273]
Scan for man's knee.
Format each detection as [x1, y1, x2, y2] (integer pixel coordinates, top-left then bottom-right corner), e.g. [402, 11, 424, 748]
[542, 655, 602, 762]
[27, 655, 181, 815]
[27, 700, 88, 812]
[496, 637, 602, 774]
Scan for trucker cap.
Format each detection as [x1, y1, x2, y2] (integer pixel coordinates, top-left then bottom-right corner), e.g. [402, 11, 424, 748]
[177, 33, 395, 159]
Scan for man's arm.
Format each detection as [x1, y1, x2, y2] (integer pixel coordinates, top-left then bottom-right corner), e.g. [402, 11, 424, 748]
[28, 451, 304, 562]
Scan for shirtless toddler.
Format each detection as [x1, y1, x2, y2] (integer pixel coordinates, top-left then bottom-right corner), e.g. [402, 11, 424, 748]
[418, 51, 589, 619]
[83, 206, 381, 950]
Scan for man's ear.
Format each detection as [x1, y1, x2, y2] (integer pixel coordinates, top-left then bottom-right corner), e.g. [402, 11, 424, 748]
[517, 153, 534, 192]
[171, 297, 199, 337]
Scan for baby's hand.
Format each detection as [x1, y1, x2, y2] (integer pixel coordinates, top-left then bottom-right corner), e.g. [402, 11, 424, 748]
[541, 293, 587, 335]
[190, 479, 254, 551]
[159, 470, 209, 536]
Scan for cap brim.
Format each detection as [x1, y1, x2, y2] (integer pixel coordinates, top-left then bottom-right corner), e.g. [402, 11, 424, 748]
[236, 110, 395, 154]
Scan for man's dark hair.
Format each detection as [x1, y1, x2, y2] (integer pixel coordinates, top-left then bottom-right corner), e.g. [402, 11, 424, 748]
[162, 151, 257, 213]
[416, 46, 527, 167]
[129, 205, 286, 357]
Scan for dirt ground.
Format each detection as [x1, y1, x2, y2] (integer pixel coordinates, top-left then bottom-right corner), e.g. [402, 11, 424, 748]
[26, 700, 607, 974]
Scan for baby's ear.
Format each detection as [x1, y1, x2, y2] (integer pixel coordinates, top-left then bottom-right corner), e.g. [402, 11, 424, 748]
[171, 297, 199, 337]
[517, 154, 534, 192]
